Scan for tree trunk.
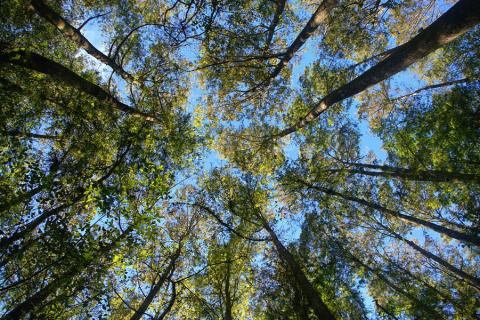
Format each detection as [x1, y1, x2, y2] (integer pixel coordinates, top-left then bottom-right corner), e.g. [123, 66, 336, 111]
[269, 0, 337, 81]
[29, 0, 135, 83]
[224, 259, 233, 320]
[0, 237, 37, 269]
[0, 199, 79, 251]
[0, 185, 43, 214]
[0, 159, 62, 214]
[0, 146, 127, 251]
[260, 218, 336, 320]
[374, 300, 400, 320]
[264, 0, 286, 49]
[3, 130, 59, 141]
[155, 282, 176, 320]
[0, 263, 84, 320]
[338, 162, 480, 183]
[383, 224, 480, 291]
[300, 180, 480, 247]
[278, 0, 480, 136]
[0, 49, 156, 122]
[129, 247, 181, 320]
[380, 252, 460, 308]
[339, 243, 443, 318]
[391, 78, 471, 101]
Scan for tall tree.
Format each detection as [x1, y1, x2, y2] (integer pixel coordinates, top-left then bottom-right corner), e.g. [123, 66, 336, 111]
[277, 0, 480, 136]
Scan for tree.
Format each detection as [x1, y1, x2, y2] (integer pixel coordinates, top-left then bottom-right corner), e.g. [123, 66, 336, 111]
[1, 0, 479, 319]
[277, 0, 480, 136]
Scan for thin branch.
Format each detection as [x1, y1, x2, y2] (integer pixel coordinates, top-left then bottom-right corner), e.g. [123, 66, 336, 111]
[174, 202, 270, 242]
[78, 11, 111, 30]
[390, 78, 472, 101]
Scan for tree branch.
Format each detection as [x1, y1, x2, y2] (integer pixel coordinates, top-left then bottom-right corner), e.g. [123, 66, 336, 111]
[29, 0, 135, 83]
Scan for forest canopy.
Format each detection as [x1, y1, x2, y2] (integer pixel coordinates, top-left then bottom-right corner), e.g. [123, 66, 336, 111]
[1, 0, 479, 319]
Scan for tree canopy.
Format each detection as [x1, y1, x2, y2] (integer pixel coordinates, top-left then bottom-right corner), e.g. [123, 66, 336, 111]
[1, 0, 479, 319]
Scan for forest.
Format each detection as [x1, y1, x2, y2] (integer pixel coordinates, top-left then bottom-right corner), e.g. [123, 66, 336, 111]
[0, 0, 479, 319]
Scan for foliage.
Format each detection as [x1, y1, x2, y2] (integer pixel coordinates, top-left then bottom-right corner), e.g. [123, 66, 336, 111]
[0, 0, 479, 319]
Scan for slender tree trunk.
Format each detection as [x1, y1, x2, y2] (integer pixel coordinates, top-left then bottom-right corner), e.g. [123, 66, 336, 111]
[391, 78, 471, 101]
[29, 0, 135, 83]
[278, 0, 480, 136]
[383, 224, 480, 291]
[264, 0, 286, 49]
[344, 47, 398, 72]
[0, 185, 43, 214]
[0, 245, 68, 292]
[267, 0, 337, 82]
[380, 253, 460, 308]
[129, 247, 181, 320]
[345, 168, 480, 183]
[0, 160, 63, 214]
[0, 49, 156, 122]
[374, 300, 400, 320]
[0, 198, 80, 251]
[260, 218, 336, 320]
[0, 237, 37, 268]
[3, 130, 59, 141]
[191, 202, 269, 242]
[0, 263, 83, 320]
[292, 285, 311, 319]
[299, 180, 480, 247]
[339, 243, 444, 318]
[224, 259, 233, 320]
[336, 162, 480, 183]
[0, 77, 24, 93]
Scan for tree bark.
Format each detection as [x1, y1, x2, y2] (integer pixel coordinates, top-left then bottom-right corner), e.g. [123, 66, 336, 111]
[0, 151, 63, 214]
[338, 242, 443, 318]
[278, 0, 480, 136]
[0, 199, 79, 251]
[0, 185, 43, 214]
[3, 130, 59, 141]
[379, 252, 460, 308]
[155, 282, 176, 320]
[0, 263, 84, 320]
[269, 0, 337, 81]
[0, 49, 156, 122]
[260, 218, 336, 320]
[374, 300, 400, 320]
[189, 202, 269, 242]
[29, 0, 135, 83]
